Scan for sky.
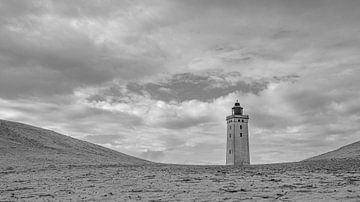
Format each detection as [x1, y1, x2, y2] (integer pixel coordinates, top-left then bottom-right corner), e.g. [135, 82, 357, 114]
[0, 0, 360, 165]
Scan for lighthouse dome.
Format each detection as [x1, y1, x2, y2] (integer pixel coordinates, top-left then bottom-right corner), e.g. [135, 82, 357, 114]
[232, 100, 243, 115]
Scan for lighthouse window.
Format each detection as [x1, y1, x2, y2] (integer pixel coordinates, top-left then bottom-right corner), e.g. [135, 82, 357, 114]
[238, 120, 240, 122]
[229, 134, 231, 138]
[240, 125, 242, 129]
[242, 120, 244, 122]
[229, 150, 231, 154]
[240, 133, 242, 137]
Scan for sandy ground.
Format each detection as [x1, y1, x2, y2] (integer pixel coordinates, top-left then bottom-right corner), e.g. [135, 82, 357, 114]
[1, 159, 360, 201]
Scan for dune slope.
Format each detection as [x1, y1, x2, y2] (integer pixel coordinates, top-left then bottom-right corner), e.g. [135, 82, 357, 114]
[305, 140, 360, 161]
[0, 119, 151, 168]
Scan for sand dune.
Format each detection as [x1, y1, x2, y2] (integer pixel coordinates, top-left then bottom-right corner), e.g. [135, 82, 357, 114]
[305, 140, 360, 161]
[0, 119, 151, 170]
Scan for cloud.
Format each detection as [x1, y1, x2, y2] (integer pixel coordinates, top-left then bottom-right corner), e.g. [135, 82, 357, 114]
[246, 66, 360, 163]
[88, 71, 271, 103]
[0, 0, 167, 99]
[81, 71, 294, 131]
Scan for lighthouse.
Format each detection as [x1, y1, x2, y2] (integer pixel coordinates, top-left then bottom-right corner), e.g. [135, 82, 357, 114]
[226, 101, 250, 165]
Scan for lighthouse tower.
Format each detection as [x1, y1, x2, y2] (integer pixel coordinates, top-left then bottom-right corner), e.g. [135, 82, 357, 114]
[226, 101, 250, 165]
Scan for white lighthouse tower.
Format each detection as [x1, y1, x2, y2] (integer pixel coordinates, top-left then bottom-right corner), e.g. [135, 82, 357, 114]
[226, 100, 250, 165]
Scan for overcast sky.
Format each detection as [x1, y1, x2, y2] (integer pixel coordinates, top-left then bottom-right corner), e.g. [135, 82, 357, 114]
[1, 0, 360, 164]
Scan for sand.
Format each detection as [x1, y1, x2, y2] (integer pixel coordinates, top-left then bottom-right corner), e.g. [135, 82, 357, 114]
[1, 159, 359, 201]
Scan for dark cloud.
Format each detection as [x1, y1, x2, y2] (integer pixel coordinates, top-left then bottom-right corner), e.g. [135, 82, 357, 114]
[0, 1, 165, 99]
[88, 72, 270, 103]
[87, 72, 302, 110]
[0, 30, 162, 99]
[271, 30, 297, 40]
